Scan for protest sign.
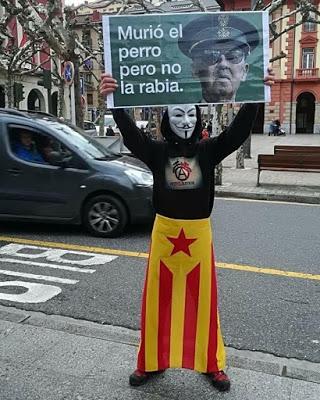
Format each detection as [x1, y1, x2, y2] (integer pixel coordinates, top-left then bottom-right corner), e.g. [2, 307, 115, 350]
[103, 11, 270, 108]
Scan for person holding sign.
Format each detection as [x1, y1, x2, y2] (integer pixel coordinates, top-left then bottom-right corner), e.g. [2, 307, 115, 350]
[178, 14, 260, 103]
[100, 68, 274, 392]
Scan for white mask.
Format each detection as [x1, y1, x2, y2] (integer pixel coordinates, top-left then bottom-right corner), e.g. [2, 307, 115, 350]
[168, 104, 197, 139]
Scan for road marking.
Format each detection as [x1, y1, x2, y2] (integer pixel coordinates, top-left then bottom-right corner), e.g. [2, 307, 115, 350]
[0, 236, 319, 282]
[0, 258, 95, 273]
[0, 236, 144, 258]
[217, 263, 320, 281]
[0, 241, 119, 303]
[0, 243, 116, 265]
[0, 269, 78, 284]
[0, 281, 61, 303]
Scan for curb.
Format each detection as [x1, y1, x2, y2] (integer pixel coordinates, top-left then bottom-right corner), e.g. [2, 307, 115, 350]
[215, 188, 320, 205]
[1, 305, 319, 385]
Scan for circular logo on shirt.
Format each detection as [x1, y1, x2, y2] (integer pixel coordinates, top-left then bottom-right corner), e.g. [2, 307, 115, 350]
[173, 160, 192, 181]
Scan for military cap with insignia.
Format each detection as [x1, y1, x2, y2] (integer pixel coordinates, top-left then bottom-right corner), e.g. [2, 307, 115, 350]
[178, 13, 260, 59]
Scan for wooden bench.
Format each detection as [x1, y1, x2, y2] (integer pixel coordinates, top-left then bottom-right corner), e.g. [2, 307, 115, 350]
[274, 145, 320, 155]
[257, 154, 320, 186]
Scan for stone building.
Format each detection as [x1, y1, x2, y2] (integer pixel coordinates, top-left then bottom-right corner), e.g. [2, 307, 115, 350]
[0, 2, 72, 118]
[222, 0, 320, 134]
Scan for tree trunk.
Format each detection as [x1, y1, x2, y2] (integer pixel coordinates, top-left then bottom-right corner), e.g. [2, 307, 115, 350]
[58, 80, 64, 118]
[213, 104, 223, 185]
[6, 73, 14, 108]
[236, 145, 245, 169]
[215, 162, 223, 185]
[73, 58, 83, 128]
[155, 107, 162, 140]
[148, 107, 153, 137]
[243, 134, 252, 158]
[98, 89, 105, 136]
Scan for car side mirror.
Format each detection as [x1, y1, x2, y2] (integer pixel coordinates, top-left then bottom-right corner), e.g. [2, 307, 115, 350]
[47, 151, 72, 167]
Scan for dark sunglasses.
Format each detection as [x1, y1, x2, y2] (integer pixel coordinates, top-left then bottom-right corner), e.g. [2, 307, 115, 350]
[193, 48, 247, 65]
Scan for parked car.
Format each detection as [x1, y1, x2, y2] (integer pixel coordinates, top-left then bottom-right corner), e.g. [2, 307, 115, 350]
[83, 120, 97, 136]
[0, 108, 154, 237]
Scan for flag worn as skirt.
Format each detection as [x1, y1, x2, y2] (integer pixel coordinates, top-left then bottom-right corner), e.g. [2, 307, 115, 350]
[137, 214, 226, 373]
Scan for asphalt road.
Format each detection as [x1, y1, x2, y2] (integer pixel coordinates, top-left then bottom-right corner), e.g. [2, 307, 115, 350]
[0, 198, 319, 363]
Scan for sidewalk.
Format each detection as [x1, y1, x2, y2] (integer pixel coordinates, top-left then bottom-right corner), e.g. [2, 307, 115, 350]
[1, 306, 319, 400]
[215, 134, 320, 204]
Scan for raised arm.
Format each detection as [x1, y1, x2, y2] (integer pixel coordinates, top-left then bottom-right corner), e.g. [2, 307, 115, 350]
[208, 103, 259, 165]
[100, 73, 154, 166]
[207, 68, 275, 165]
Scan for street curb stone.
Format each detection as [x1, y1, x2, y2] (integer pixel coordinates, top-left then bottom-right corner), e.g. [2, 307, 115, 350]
[1, 305, 319, 385]
[215, 188, 320, 205]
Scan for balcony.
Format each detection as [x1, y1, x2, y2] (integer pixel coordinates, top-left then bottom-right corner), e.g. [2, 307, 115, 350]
[296, 68, 319, 79]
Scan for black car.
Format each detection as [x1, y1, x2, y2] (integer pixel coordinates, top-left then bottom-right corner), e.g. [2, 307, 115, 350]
[0, 109, 154, 237]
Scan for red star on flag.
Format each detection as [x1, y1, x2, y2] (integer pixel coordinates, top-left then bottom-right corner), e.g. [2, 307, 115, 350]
[167, 228, 197, 256]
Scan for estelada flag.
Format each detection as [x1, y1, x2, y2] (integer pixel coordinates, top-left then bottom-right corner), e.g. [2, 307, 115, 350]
[137, 214, 226, 373]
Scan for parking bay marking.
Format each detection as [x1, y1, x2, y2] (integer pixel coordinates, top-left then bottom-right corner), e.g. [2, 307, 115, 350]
[0, 258, 95, 273]
[0, 269, 78, 284]
[0, 243, 118, 304]
[0, 281, 62, 303]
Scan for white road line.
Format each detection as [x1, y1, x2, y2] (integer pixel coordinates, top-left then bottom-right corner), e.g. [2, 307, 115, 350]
[0, 269, 78, 284]
[0, 258, 95, 273]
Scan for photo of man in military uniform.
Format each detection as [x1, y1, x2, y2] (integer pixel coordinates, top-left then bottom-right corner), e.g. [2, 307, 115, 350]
[178, 13, 261, 103]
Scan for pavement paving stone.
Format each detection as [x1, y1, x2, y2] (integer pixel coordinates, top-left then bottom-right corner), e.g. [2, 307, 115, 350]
[1, 311, 320, 400]
[0, 321, 62, 368]
[0, 363, 76, 400]
[33, 333, 137, 379]
[290, 379, 320, 400]
[69, 378, 174, 400]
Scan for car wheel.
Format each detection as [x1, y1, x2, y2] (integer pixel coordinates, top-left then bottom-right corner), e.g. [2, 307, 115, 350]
[83, 195, 128, 238]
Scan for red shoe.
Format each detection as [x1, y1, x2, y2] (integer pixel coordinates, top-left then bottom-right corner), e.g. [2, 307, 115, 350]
[209, 370, 231, 392]
[129, 369, 165, 387]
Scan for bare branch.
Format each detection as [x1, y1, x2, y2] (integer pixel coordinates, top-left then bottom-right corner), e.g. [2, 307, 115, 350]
[263, 0, 286, 13]
[269, 50, 287, 63]
[20, 57, 51, 75]
[270, 18, 304, 42]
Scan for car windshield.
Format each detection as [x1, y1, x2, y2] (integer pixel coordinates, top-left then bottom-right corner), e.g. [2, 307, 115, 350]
[49, 121, 118, 159]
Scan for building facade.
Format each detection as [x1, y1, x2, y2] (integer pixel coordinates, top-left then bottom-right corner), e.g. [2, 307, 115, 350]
[0, 1, 72, 120]
[221, 0, 320, 134]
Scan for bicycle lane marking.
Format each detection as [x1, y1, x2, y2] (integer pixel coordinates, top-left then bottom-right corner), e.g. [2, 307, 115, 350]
[0, 242, 118, 303]
[0, 236, 319, 282]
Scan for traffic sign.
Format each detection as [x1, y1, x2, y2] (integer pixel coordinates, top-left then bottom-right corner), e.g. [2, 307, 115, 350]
[63, 61, 75, 85]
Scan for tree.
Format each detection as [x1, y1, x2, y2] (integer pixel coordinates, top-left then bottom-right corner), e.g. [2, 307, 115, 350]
[0, 0, 103, 126]
[233, 0, 320, 169]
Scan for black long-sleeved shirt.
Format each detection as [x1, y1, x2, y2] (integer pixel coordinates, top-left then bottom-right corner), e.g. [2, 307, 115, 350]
[112, 104, 258, 219]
